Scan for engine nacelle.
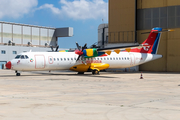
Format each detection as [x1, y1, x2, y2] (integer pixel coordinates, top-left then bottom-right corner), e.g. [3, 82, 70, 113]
[83, 48, 105, 58]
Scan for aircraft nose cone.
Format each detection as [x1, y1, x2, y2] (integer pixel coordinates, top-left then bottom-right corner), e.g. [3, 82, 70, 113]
[5, 61, 11, 69]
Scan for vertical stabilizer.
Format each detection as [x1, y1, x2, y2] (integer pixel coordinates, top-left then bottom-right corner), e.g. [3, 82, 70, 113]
[131, 27, 162, 54]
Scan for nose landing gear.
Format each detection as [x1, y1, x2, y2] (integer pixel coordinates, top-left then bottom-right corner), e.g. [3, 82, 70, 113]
[15, 71, 21, 76]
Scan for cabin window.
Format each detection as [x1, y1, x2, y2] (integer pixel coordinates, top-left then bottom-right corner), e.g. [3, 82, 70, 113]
[124, 57, 126, 60]
[64, 58, 66, 61]
[97, 58, 99, 60]
[94, 58, 96, 60]
[61, 58, 63, 61]
[127, 57, 129, 60]
[113, 57, 115, 60]
[57, 58, 59, 61]
[104, 58, 106, 60]
[50, 58, 52, 61]
[119, 57, 121, 60]
[71, 58, 73, 60]
[74, 58, 76, 60]
[107, 58, 109, 60]
[15, 55, 21, 59]
[54, 58, 56, 61]
[122, 58, 123, 60]
[101, 58, 103, 60]
[110, 58, 112, 60]
[116, 57, 118, 60]
[67, 58, 69, 61]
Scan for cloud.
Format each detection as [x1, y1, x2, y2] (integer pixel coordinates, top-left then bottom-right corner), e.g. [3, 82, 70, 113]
[0, 0, 38, 19]
[38, 0, 108, 20]
[38, 4, 61, 15]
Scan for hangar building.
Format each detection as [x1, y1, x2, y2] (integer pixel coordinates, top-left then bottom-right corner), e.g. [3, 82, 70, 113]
[0, 21, 73, 69]
[100, 0, 180, 72]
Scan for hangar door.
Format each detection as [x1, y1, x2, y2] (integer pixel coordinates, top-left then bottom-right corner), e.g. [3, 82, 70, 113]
[35, 55, 45, 69]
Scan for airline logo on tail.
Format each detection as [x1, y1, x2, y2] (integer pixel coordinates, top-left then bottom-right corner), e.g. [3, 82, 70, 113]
[143, 43, 150, 51]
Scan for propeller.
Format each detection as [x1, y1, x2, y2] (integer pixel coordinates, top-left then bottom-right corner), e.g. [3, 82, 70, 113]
[75, 42, 87, 63]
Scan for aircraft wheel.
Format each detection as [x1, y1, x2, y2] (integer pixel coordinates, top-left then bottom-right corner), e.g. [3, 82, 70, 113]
[78, 72, 84, 74]
[16, 73, 21, 76]
[92, 70, 99, 75]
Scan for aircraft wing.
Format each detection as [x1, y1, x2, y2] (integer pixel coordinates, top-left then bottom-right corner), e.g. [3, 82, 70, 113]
[97, 44, 144, 55]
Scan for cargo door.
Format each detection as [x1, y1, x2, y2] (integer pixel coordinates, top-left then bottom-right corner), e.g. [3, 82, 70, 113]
[35, 55, 45, 69]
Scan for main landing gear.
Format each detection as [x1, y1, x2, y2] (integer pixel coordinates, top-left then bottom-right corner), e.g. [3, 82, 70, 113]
[92, 69, 99, 75]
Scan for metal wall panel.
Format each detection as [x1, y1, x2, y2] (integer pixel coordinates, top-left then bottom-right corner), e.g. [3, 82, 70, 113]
[13, 25, 21, 44]
[49, 29, 56, 46]
[3, 24, 12, 44]
[40, 28, 48, 46]
[137, 5, 180, 30]
[32, 27, 39, 45]
[23, 26, 31, 45]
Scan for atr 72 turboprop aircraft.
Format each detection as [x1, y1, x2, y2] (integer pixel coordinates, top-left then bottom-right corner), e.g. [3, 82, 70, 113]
[5, 27, 172, 76]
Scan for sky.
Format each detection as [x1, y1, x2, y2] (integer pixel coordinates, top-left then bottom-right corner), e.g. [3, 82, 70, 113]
[0, 0, 108, 49]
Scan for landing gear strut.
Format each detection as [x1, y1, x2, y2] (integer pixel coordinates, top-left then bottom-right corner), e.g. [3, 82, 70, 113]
[92, 70, 99, 75]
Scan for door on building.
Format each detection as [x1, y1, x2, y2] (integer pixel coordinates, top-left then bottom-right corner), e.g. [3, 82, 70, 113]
[35, 55, 45, 69]
[0, 61, 7, 69]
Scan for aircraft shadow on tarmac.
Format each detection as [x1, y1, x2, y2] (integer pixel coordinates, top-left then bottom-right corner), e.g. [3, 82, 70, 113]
[0, 72, 117, 78]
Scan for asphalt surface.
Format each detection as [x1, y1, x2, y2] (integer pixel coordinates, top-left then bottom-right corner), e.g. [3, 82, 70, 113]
[0, 70, 180, 120]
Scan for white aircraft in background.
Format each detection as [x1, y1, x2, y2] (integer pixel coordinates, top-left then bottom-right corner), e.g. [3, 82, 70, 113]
[5, 27, 172, 76]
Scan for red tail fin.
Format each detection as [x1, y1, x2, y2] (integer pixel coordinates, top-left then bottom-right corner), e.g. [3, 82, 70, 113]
[131, 28, 162, 54]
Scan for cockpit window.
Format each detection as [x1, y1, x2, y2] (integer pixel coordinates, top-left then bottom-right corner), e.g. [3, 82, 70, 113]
[25, 55, 29, 59]
[21, 55, 25, 59]
[15, 55, 29, 59]
[15, 55, 21, 59]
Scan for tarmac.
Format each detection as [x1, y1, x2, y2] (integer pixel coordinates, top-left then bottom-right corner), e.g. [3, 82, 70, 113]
[0, 70, 180, 120]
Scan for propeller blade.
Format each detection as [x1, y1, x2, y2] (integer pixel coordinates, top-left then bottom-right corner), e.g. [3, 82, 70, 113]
[76, 55, 81, 62]
[76, 42, 81, 51]
[55, 45, 59, 52]
[82, 43, 87, 51]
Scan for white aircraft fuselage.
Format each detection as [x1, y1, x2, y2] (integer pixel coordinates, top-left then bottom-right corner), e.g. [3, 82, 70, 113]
[10, 51, 162, 71]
